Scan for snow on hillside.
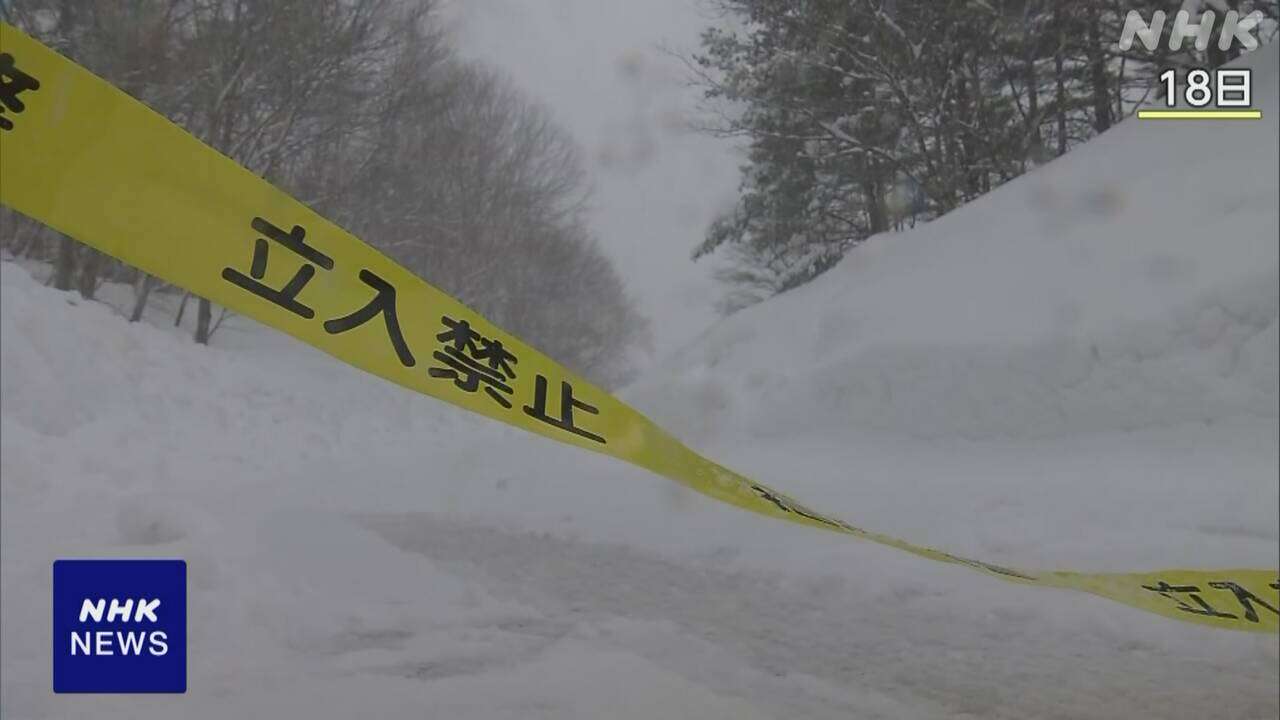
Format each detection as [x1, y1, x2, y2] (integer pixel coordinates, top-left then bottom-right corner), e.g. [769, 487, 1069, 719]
[625, 44, 1280, 575]
[630, 48, 1278, 443]
[2, 47, 1277, 720]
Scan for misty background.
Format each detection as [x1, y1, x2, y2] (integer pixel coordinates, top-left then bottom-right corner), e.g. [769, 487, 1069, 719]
[447, 0, 741, 360]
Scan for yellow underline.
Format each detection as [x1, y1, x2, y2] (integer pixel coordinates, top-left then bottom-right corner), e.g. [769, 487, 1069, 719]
[1138, 109, 1262, 120]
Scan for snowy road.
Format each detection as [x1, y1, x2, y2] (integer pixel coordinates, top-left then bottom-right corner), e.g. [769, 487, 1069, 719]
[2, 235, 1276, 717]
[4, 44, 1277, 720]
[363, 512, 1278, 720]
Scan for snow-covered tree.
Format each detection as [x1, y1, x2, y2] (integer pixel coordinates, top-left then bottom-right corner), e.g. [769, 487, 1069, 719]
[690, 0, 1277, 311]
[2, 0, 649, 386]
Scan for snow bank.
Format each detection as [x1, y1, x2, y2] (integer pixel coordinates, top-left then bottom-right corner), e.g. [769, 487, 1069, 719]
[629, 45, 1278, 442]
[0, 262, 788, 719]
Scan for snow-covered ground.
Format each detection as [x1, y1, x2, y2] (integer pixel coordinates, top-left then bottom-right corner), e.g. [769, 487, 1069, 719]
[2, 46, 1277, 720]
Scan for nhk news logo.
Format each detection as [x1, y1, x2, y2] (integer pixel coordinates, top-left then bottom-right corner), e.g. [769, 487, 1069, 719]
[52, 559, 186, 693]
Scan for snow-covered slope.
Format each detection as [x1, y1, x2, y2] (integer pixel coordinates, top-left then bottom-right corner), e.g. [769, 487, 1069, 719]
[629, 47, 1278, 443]
[2, 47, 1277, 720]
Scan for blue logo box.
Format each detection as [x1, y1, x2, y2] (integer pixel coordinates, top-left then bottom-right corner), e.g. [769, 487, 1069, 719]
[52, 559, 186, 693]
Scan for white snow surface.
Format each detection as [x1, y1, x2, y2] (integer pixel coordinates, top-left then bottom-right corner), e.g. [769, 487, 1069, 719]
[2, 47, 1278, 719]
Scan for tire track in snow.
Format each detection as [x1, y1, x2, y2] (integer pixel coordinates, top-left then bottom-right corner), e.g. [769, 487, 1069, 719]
[361, 512, 1279, 720]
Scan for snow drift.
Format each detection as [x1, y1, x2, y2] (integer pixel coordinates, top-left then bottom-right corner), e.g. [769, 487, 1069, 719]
[630, 47, 1278, 443]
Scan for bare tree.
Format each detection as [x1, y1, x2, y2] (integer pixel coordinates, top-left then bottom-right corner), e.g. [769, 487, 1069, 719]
[5, 0, 650, 384]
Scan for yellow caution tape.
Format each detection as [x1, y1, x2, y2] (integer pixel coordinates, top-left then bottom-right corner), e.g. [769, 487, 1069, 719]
[1, 24, 1275, 632]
